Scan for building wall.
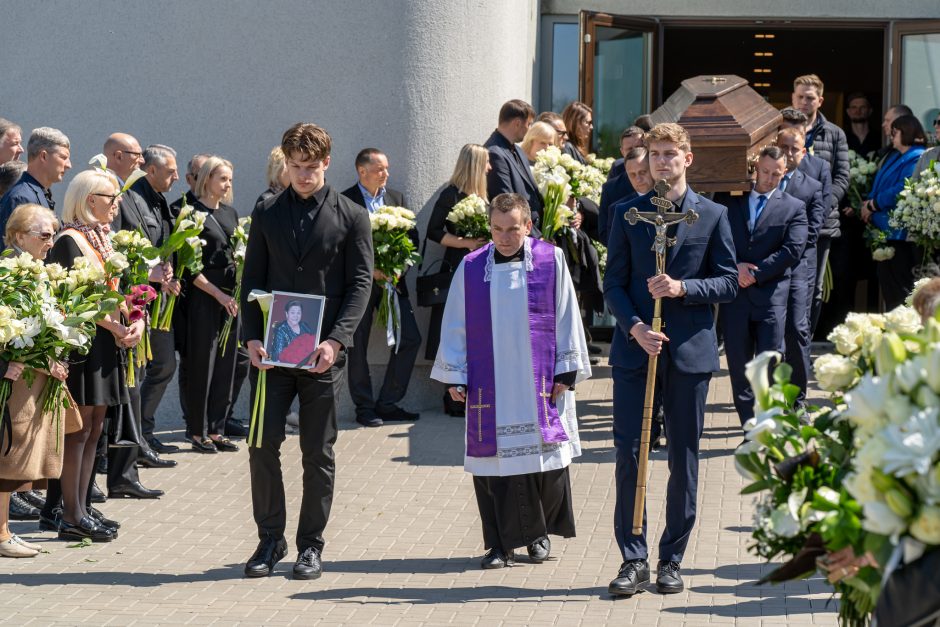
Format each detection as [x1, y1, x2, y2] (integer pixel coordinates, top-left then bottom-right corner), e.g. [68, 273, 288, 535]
[543, 0, 940, 18]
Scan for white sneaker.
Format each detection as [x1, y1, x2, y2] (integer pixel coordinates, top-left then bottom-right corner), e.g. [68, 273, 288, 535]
[0, 538, 38, 558]
[11, 535, 42, 552]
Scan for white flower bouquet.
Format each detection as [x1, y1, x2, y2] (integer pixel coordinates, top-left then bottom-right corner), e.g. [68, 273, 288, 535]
[846, 149, 879, 215]
[889, 159, 940, 258]
[370, 206, 421, 348]
[219, 216, 251, 356]
[445, 194, 489, 240]
[532, 146, 575, 242]
[151, 197, 207, 331]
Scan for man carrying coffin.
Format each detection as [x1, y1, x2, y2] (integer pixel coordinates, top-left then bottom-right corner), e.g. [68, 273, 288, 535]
[431, 193, 591, 569]
[604, 123, 738, 596]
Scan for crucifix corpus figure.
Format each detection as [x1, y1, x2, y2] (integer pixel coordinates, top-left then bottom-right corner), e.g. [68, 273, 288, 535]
[603, 123, 738, 598]
[431, 192, 592, 571]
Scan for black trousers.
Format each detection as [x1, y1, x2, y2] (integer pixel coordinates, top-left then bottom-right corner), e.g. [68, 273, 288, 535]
[722, 305, 786, 425]
[248, 356, 345, 553]
[182, 288, 238, 438]
[809, 235, 832, 337]
[107, 365, 147, 490]
[878, 241, 920, 311]
[227, 346, 250, 422]
[473, 468, 576, 551]
[783, 249, 816, 405]
[612, 356, 710, 563]
[140, 327, 177, 439]
[347, 283, 421, 417]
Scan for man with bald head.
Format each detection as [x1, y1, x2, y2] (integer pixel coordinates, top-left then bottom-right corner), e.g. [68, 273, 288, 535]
[104, 133, 145, 183]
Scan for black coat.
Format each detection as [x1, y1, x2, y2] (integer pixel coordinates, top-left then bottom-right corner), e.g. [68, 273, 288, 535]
[113, 185, 164, 246]
[424, 184, 471, 272]
[484, 130, 544, 222]
[241, 184, 373, 350]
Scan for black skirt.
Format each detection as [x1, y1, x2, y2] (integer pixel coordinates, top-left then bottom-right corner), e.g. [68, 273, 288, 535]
[65, 325, 128, 407]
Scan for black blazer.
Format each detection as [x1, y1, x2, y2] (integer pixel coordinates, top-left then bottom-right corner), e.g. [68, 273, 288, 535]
[484, 130, 544, 221]
[424, 184, 471, 273]
[340, 184, 417, 296]
[717, 190, 808, 311]
[240, 184, 374, 350]
[113, 185, 164, 246]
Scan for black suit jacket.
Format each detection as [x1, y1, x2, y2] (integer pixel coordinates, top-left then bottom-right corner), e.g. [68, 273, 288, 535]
[112, 184, 164, 246]
[484, 130, 544, 222]
[340, 184, 418, 297]
[241, 184, 374, 350]
[717, 190, 808, 311]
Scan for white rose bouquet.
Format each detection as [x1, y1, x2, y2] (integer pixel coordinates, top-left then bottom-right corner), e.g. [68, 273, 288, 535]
[846, 149, 879, 215]
[445, 194, 489, 240]
[370, 206, 421, 350]
[219, 216, 251, 356]
[889, 159, 940, 259]
[586, 153, 615, 177]
[532, 146, 575, 242]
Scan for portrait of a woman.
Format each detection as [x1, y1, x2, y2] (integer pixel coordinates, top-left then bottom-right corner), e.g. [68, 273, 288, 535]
[269, 300, 315, 364]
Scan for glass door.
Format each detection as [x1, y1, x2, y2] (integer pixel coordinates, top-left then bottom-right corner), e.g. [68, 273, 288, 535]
[580, 12, 660, 157]
[892, 21, 940, 141]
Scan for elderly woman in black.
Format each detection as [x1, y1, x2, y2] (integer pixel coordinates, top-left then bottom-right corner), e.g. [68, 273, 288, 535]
[182, 156, 240, 454]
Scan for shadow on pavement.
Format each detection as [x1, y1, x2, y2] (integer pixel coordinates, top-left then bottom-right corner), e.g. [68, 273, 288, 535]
[290, 583, 602, 604]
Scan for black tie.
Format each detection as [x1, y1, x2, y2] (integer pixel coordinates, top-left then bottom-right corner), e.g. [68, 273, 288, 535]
[43, 188, 55, 211]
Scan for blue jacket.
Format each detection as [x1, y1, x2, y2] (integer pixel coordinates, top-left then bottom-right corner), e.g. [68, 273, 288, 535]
[781, 169, 826, 250]
[598, 174, 635, 244]
[797, 154, 836, 238]
[718, 190, 808, 311]
[0, 171, 50, 248]
[870, 146, 927, 240]
[484, 129, 544, 224]
[603, 188, 738, 374]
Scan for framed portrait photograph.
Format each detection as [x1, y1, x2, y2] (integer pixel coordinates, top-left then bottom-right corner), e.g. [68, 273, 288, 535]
[261, 291, 327, 369]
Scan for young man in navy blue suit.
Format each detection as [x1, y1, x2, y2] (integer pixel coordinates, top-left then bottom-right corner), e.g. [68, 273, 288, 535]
[775, 129, 826, 406]
[604, 123, 738, 597]
[716, 146, 808, 426]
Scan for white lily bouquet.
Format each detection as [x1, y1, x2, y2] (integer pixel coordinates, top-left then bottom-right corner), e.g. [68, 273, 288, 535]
[445, 194, 489, 240]
[586, 153, 615, 177]
[532, 146, 575, 242]
[152, 197, 207, 331]
[370, 206, 421, 350]
[889, 159, 940, 260]
[219, 216, 251, 356]
[846, 149, 879, 215]
[559, 151, 605, 204]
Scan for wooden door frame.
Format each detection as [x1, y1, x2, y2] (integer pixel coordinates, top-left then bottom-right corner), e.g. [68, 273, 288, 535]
[579, 12, 660, 110]
[890, 20, 940, 107]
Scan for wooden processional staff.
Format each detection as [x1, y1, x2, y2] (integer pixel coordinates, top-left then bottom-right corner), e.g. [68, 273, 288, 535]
[625, 179, 699, 534]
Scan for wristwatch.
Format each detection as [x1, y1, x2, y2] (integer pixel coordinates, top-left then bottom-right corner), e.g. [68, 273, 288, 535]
[680, 280, 688, 297]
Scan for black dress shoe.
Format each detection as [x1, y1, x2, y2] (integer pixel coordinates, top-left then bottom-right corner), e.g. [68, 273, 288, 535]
[38, 508, 61, 532]
[58, 516, 114, 542]
[88, 506, 121, 530]
[293, 546, 323, 580]
[191, 437, 218, 454]
[355, 413, 383, 428]
[656, 560, 684, 594]
[587, 343, 603, 355]
[21, 490, 46, 510]
[90, 481, 107, 503]
[109, 481, 164, 499]
[608, 559, 650, 596]
[225, 420, 249, 438]
[244, 536, 288, 578]
[137, 450, 178, 468]
[375, 406, 420, 422]
[9, 493, 40, 520]
[210, 437, 239, 452]
[526, 536, 551, 563]
[147, 436, 180, 455]
[480, 547, 515, 569]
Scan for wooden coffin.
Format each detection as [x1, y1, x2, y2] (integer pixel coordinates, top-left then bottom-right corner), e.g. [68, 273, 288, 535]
[649, 75, 782, 193]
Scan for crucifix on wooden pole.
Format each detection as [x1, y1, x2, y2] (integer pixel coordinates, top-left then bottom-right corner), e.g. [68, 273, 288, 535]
[624, 178, 699, 535]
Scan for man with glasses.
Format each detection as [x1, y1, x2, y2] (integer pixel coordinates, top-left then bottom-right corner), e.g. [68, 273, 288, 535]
[0, 127, 71, 248]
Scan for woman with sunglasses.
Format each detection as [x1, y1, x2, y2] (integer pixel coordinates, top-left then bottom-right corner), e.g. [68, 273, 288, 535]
[861, 114, 928, 309]
[42, 169, 145, 542]
[0, 204, 73, 557]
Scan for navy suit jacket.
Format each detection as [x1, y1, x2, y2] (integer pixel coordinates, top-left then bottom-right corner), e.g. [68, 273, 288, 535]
[599, 174, 635, 244]
[719, 190, 808, 311]
[606, 157, 625, 181]
[603, 188, 738, 374]
[798, 154, 833, 213]
[781, 169, 825, 249]
[484, 130, 544, 223]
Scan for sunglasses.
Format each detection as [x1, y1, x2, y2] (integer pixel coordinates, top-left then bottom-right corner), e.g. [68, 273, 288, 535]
[933, 119, 940, 127]
[28, 230, 55, 241]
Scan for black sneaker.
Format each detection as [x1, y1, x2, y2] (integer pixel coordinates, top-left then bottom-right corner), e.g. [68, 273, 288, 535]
[608, 559, 650, 596]
[9, 493, 39, 520]
[656, 560, 684, 594]
[480, 547, 515, 569]
[21, 490, 46, 510]
[293, 547, 323, 580]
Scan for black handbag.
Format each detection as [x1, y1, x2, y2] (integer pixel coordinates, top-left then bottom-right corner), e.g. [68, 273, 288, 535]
[416, 258, 454, 307]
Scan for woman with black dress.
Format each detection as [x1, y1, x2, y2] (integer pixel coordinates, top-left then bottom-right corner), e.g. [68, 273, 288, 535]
[47, 169, 144, 542]
[424, 144, 490, 360]
[182, 156, 240, 454]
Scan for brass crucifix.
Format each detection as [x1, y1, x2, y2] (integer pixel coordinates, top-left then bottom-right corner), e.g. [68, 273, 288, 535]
[623, 178, 698, 534]
[468, 388, 491, 443]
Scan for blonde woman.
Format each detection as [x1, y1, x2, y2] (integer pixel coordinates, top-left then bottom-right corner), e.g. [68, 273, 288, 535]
[521, 121, 559, 164]
[46, 169, 145, 542]
[255, 146, 289, 206]
[183, 156, 240, 454]
[0, 204, 73, 557]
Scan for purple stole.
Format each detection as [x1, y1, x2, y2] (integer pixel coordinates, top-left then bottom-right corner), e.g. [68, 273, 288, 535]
[463, 238, 569, 457]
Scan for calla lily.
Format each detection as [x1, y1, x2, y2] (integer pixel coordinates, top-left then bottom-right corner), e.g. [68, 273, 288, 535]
[247, 290, 273, 315]
[745, 351, 781, 411]
[88, 153, 108, 170]
[875, 331, 907, 376]
[120, 168, 147, 194]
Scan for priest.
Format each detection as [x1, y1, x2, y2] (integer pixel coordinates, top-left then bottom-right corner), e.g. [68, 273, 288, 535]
[431, 193, 592, 569]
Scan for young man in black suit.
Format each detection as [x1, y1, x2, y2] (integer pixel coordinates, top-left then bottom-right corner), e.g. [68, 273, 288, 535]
[485, 99, 543, 228]
[241, 123, 374, 580]
[341, 148, 421, 428]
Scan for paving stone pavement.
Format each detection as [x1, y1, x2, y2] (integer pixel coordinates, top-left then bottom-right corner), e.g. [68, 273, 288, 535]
[2, 355, 838, 626]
